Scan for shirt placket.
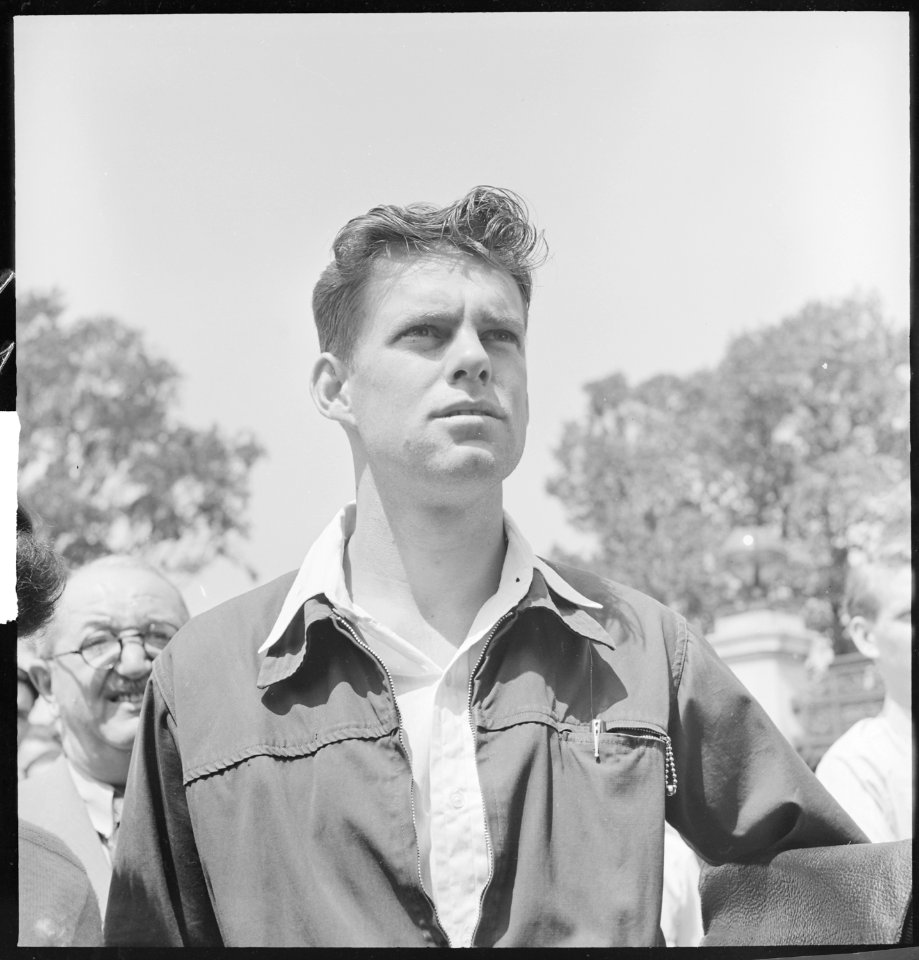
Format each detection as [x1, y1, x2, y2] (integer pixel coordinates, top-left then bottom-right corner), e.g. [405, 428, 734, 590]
[428, 660, 490, 948]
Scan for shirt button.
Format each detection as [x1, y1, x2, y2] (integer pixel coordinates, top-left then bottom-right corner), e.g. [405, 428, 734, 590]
[449, 789, 465, 809]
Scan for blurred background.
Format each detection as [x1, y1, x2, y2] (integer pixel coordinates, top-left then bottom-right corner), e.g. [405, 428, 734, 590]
[14, 12, 909, 771]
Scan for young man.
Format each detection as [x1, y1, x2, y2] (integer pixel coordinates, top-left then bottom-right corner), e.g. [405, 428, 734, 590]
[816, 553, 912, 842]
[105, 187, 866, 947]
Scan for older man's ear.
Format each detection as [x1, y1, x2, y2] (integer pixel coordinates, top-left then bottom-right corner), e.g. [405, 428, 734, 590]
[28, 658, 53, 699]
[26, 658, 61, 726]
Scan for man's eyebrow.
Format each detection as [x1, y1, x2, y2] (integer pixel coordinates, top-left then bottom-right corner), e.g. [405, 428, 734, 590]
[393, 310, 528, 332]
[484, 314, 526, 327]
[395, 310, 456, 326]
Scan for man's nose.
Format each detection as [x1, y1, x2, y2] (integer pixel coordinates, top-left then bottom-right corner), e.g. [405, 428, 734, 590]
[448, 326, 490, 384]
[114, 638, 153, 677]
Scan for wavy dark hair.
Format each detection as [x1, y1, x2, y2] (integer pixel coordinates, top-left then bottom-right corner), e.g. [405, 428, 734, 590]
[312, 186, 547, 360]
[16, 504, 67, 637]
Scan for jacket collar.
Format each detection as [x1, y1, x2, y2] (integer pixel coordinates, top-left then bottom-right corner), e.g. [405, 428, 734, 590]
[256, 568, 615, 689]
[256, 596, 333, 689]
[520, 567, 616, 652]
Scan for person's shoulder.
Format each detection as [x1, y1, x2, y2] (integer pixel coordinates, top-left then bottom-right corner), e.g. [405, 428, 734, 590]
[18, 754, 70, 803]
[540, 557, 690, 628]
[18, 819, 103, 948]
[185, 570, 298, 633]
[153, 570, 299, 689]
[19, 819, 88, 874]
[537, 558, 696, 664]
[168, 570, 297, 650]
[818, 715, 887, 768]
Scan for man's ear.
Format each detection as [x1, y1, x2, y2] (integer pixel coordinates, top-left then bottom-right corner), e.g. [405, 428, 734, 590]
[848, 615, 879, 661]
[310, 352, 355, 427]
[28, 659, 55, 702]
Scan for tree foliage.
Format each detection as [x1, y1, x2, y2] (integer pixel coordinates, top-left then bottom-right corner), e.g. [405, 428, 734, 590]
[548, 294, 909, 649]
[18, 291, 265, 576]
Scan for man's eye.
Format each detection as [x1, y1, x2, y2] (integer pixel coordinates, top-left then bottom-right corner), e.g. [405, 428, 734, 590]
[145, 629, 175, 648]
[82, 632, 117, 650]
[401, 324, 438, 339]
[484, 329, 521, 345]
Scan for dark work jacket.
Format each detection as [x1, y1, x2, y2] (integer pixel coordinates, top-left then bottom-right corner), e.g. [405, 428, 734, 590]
[104, 562, 867, 947]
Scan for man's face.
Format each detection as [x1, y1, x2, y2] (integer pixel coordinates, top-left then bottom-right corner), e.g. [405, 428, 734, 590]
[42, 565, 188, 775]
[867, 565, 912, 705]
[340, 249, 529, 496]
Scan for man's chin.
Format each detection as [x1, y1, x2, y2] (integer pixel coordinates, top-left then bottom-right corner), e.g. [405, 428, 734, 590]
[446, 441, 524, 483]
[434, 447, 508, 484]
[100, 710, 142, 750]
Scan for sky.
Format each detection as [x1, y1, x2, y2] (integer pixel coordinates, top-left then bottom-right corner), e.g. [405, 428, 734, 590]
[12, 12, 910, 616]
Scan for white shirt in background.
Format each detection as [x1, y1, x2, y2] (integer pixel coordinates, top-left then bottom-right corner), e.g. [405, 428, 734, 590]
[815, 703, 913, 843]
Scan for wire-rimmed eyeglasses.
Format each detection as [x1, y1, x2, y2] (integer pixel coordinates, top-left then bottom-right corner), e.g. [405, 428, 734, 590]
[51, 623, 180, 670]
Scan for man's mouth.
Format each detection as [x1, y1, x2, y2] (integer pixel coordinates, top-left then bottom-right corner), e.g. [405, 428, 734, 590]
[436, 402, 503, 419]
[105, 680, 148, 704]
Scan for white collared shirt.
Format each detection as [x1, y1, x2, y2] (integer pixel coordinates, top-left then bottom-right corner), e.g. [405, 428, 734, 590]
[260, 505, 600, 947]
[65, 758, 122, 864]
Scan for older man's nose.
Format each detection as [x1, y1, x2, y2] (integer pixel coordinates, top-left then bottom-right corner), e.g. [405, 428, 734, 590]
[114, 638, 153, 677]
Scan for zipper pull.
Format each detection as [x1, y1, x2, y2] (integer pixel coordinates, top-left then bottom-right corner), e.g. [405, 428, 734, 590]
[591, 718, 602, 760]
[664, 736, 678, 797]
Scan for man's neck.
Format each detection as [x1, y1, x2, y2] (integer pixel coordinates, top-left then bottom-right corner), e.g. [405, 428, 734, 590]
[880, 695, 912, 745]
[62, 731, 129, 791]
[345, 477, 507, 656]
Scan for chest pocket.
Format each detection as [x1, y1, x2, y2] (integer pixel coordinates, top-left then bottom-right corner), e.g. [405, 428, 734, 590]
[180, 625, 399, 786]
[558, 719, 677, 797]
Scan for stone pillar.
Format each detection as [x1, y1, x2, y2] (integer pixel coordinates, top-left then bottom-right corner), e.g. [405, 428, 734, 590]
[707, 609, 816, 748]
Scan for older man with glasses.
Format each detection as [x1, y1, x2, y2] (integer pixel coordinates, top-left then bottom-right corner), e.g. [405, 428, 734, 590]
[19, 555, 189, 918]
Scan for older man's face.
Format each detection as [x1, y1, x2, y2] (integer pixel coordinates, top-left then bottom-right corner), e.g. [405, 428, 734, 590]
[42, 564, 188, 780]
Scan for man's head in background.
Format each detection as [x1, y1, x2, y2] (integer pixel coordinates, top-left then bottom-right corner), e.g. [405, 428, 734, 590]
[845, 545, 912, 712]
[16, 504, 66, 637]
[28, 555, 189, 789]
[16, 505, 67, 746]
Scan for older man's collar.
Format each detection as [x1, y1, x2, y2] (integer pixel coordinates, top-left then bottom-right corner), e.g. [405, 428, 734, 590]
[65, 758, 119, 840]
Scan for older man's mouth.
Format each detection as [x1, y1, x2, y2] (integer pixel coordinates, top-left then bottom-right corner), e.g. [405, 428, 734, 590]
[105, 679, 148, 703]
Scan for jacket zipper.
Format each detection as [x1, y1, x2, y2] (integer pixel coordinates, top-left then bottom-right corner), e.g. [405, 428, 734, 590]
[600, 720, 678, 797]
[466, 610, 515, 948]
[332, 613, 450, 945]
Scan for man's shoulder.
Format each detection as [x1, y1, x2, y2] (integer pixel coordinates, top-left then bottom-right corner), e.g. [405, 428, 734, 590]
[152, 570, 300, 708]
[18, 755, 74, 809]
[818, 714, 892, 771]
[166, 570, 298, 657]
[539, 557, 689, 629]
[19, 818, 89, 874]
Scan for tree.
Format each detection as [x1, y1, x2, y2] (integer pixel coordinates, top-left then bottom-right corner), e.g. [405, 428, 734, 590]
[17, 291, 265, 577]
[548, 294, 909, 648]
